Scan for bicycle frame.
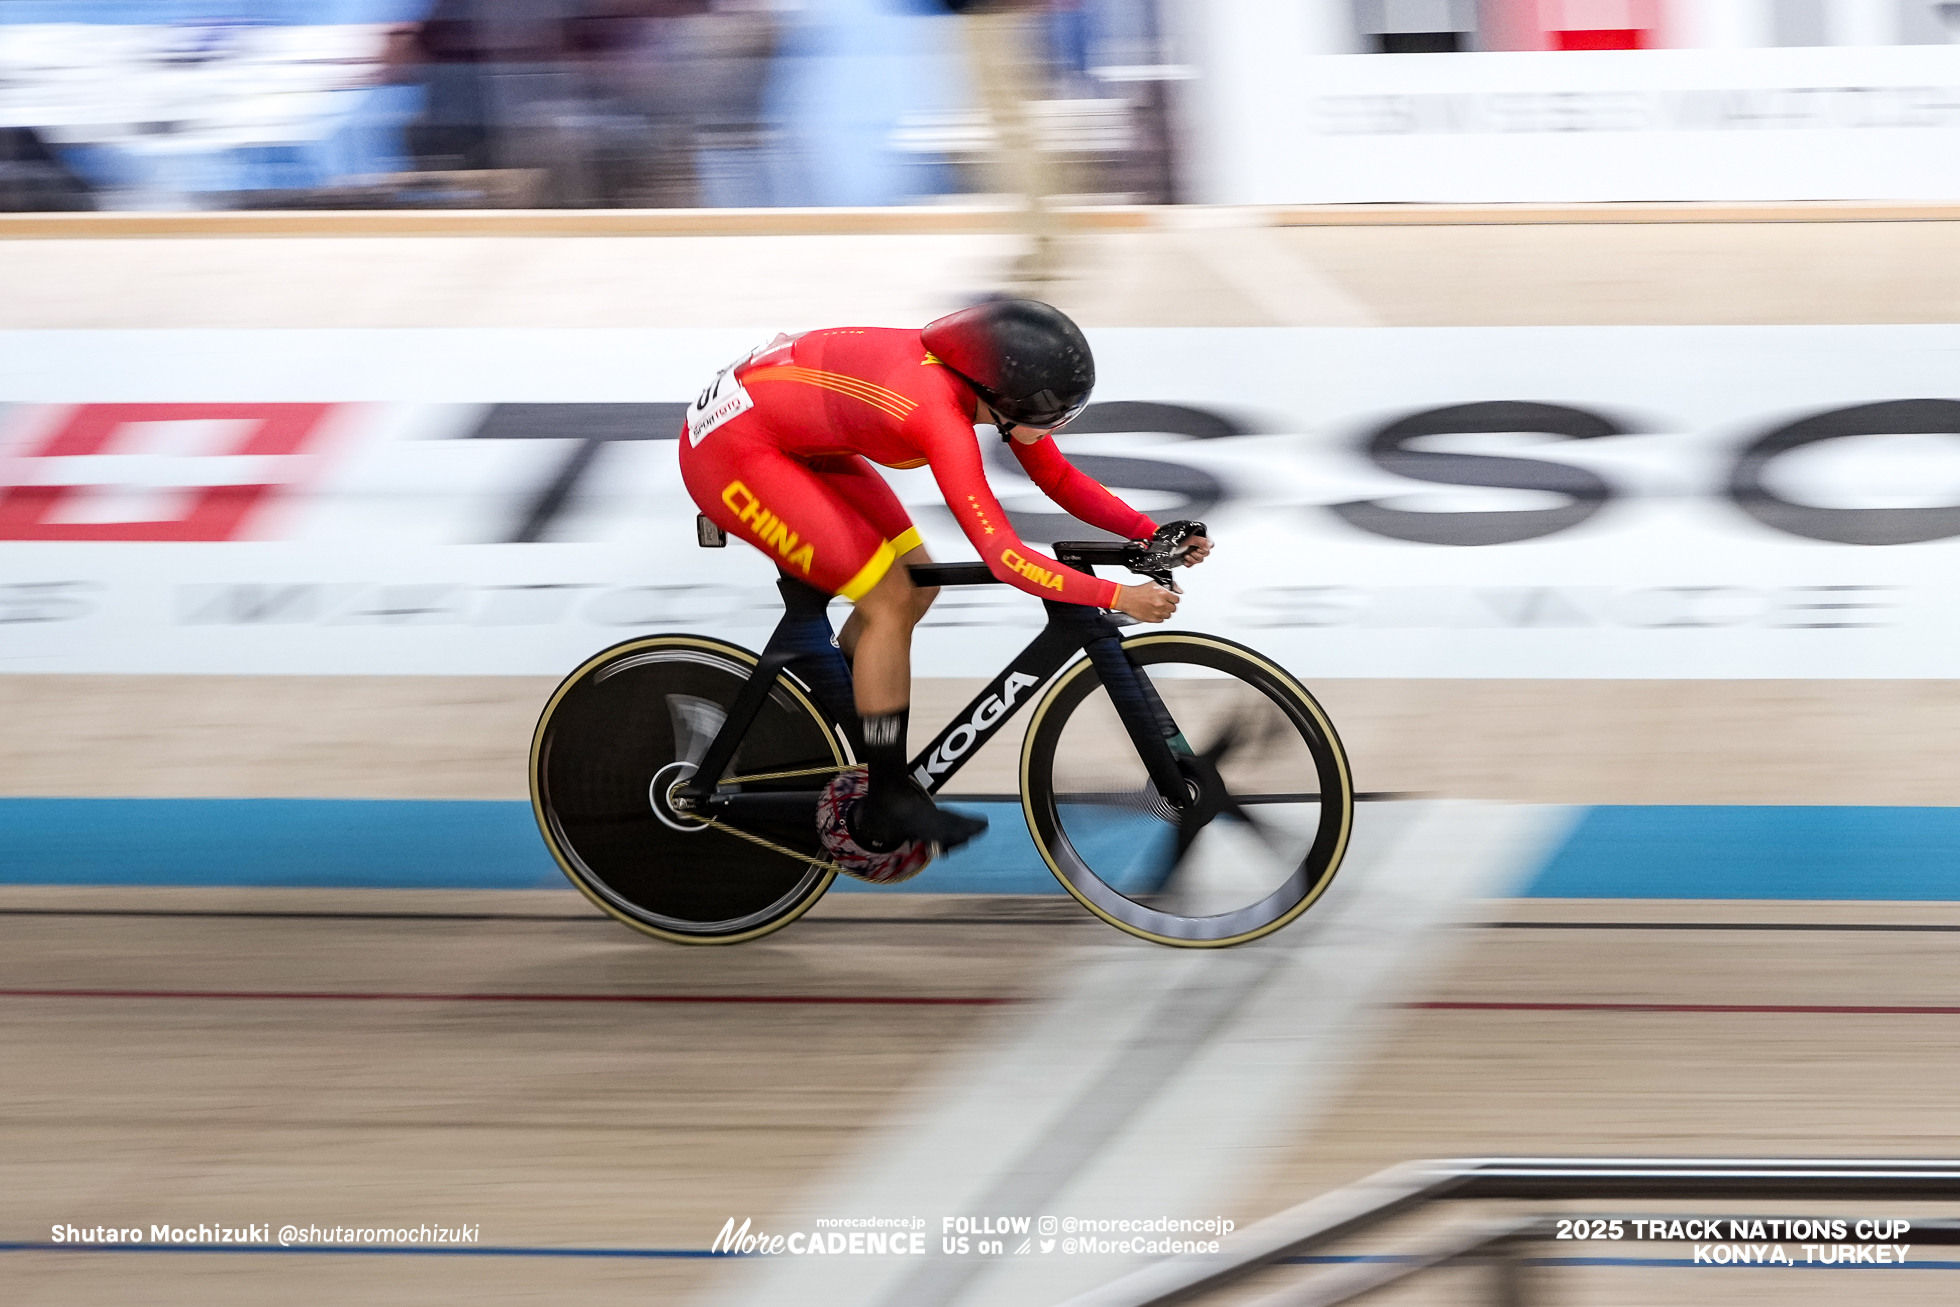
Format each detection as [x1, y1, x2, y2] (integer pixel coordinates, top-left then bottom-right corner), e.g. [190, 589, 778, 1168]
[673, 556, 1192, 814]
[906, 595, 1188, 802]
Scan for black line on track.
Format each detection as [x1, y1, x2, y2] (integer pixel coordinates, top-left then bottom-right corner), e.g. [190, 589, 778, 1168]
[6, 913, 1947, 932]
[809, 916, 1088, 925]
[0, 908, 1090, 925]
[940, 791, 1412, 803]
[1482, 920, 1960, 933]
[9, 913, 1948, 931]
[0, 908, 612, 922]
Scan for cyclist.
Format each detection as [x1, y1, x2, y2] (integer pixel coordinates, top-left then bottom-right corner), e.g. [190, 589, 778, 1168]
[679, 298, 1212, 855]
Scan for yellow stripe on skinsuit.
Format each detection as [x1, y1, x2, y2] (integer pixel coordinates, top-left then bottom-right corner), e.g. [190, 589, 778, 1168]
[837, 539, 898, 602]
[888, 526, 924, 556]
[782, 370, 914, 418]
[743, 365, 917, 421]
[784, 367, 915, 413]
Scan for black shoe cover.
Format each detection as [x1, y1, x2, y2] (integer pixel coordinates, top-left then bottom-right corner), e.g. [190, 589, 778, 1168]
[849, 783, 989, 854]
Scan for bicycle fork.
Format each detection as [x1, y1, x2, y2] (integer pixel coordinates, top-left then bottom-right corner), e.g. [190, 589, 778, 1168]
[1054, 605, 1194, 810]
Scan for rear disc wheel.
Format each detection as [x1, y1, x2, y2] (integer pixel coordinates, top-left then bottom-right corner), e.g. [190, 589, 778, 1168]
[530, 634, 848, 944]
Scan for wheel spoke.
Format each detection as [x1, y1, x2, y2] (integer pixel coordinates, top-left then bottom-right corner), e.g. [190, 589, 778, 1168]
[666, 693, 726, 769]
[1055, 784, 1181, 822]
[1217, 798, 1311, 861]
[1190, 699, 1293, 770]
[1163, 812, 1300, 918]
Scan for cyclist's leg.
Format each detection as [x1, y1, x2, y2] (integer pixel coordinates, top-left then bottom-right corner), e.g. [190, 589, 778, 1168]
[813, 455, 939, 667]
[794, 458, 982, 851]
[843, 559, 986, 852]
[844, 558, 919, 716]
[681, 427, 896, 600]
[680, 433, 984, 852]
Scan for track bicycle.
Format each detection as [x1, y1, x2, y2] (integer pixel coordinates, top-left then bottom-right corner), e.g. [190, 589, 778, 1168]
[528, 528, 1354, 947]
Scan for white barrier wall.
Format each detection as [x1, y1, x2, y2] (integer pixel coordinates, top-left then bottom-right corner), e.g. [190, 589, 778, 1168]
[1178, 33, 1960, 201]
[6, 324, 1960, 681]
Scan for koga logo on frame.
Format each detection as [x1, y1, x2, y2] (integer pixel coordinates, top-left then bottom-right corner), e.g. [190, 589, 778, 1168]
[913, 672, 1038, 785]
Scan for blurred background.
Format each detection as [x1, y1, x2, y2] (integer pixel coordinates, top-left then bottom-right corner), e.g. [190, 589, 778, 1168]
[0, 0, 1180, 211]
[9, 0, 1960, 214]
[10, 3, 1960, 1306]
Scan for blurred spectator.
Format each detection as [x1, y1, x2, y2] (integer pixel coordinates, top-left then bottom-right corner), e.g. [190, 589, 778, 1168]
[399, 0, 775, 207]
[0, 128, 96, 211]
[1046, 0, 1094, 92]
[0, 0, 1179, 212]
[667, 2, 779, 208]
[403, 0, 587, 202]
[1354, 0, 1478, 53]
[0, 13, 422, 210]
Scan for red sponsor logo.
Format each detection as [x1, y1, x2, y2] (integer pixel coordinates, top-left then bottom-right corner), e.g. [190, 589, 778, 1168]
[0, 403, 335, 541]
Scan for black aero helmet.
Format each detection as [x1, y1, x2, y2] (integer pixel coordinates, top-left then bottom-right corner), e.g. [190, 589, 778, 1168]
[921, 298, 1094, 430]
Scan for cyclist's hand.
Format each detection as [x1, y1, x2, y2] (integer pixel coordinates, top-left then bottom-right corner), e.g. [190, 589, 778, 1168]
[1115, 582, 1178, 623]
[1180, 534, 1213, 568]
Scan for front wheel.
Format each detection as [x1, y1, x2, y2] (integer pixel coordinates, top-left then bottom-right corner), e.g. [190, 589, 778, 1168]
[1019, 632, 1354, 948]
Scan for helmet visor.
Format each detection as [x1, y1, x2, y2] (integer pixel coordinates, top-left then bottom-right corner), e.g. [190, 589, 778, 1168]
[995, 388, 1091, 431]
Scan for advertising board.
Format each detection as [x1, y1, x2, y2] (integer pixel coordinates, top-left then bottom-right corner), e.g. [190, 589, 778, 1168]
[4, 324, 1959, 679]
[1182, 40, 1960, 202]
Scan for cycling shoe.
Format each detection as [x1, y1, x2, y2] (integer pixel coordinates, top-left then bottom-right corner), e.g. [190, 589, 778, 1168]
[849, 782, 989, 854]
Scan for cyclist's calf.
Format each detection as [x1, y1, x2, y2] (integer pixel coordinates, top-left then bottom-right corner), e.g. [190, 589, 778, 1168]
[839, 556, 935, 717]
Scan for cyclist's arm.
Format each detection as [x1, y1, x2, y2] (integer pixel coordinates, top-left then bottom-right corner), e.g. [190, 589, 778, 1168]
[921, 418, 1124, 608]
[1007, 433, 1156, 541]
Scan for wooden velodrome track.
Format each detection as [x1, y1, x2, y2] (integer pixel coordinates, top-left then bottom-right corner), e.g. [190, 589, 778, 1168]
[8, 205, 1960, 1305]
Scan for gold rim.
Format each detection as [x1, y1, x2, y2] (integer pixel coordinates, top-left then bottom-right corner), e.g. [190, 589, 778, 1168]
[1018, 632, 1353, 948]
[529, 633, 842, 945]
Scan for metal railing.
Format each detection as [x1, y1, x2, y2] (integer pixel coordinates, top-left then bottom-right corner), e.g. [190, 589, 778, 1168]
[1057, 1157, 1960, 1307]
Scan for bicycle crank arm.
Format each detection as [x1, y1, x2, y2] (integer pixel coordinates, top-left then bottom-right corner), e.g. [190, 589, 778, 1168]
[702, 791, 824, 826]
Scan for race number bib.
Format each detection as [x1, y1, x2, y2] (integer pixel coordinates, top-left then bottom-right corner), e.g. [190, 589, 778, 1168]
[684, 360, 754, 446]
[685, 334, 795, 446]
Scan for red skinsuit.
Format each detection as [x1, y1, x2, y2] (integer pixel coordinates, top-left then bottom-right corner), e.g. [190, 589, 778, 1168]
[679, 327, 1155, 607]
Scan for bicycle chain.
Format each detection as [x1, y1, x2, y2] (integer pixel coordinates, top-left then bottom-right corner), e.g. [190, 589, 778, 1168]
[699, 812, 846, 875]
[687, 763, 857, 874]
[690, 762, 966, 878]
[720, 763, 852, 787]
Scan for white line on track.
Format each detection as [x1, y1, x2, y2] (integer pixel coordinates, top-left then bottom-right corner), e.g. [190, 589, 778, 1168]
[701, 801, 1573, 1307]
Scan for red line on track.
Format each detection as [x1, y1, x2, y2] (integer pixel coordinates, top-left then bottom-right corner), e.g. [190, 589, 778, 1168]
[0, 988, 1016, 1007]
[1407, 1001, 1960, 1015]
